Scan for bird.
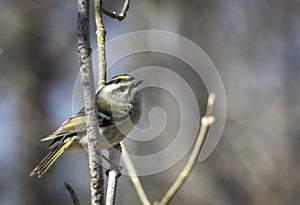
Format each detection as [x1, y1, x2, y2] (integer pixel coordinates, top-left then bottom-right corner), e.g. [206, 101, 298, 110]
[30, 74, 143, 178]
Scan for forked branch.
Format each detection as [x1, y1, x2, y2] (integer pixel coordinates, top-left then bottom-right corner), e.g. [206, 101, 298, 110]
[159, 93, 216, 205]
[102, 0, 130, 21]
[122, 94, 216, 205]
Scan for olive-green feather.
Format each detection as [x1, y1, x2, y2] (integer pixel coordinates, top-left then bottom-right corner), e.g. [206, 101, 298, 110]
[41, 115, 87, 142]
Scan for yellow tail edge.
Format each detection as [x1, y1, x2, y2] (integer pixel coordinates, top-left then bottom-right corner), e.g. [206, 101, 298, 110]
[30, 137, 75, 178]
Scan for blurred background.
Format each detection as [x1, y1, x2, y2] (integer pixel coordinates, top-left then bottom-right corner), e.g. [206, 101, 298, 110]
[0, 0, 299, 204]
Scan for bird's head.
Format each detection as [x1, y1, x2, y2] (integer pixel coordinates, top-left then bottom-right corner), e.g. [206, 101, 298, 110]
[96, 74, 143, 115]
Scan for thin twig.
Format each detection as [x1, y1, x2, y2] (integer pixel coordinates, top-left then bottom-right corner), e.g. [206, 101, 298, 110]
[121, 142, 152, 205]
[102, 0, 130, 21]
[94, 0, 107, 90]
[77, 0, 104, 204]
[65, 182, 81, 205]
[159, 93, 216, 205]
[105, 144, 122, 205]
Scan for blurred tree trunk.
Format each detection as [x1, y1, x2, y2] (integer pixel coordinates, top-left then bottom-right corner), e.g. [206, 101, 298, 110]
[6, 2, 58, 205]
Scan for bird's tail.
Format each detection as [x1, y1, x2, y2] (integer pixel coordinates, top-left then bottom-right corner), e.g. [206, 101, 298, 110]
[30, 137, 76, 178]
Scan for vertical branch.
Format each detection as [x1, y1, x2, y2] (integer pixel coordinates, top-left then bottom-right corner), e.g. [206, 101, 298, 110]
[105, 144, 122, 205]
[94, 1, 131, 204]
[105, 170, 119, 205]
[159, 94, 216, 205]
[77, 0, 104, 204]
[94, 0, 106, 89]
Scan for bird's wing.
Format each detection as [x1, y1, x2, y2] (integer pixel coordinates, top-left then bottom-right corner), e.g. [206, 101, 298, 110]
[40, 107, 115, 142]
[41, 108, 87, 142]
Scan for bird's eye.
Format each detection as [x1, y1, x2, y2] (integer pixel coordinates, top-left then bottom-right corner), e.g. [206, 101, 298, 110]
[119, 86, 126, 92]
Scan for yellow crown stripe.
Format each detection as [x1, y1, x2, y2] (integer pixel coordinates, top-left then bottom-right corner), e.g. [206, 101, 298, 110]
[111, 75, 130, 81]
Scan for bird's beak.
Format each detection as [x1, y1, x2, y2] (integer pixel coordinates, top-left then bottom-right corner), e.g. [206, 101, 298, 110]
[130, 80, 143, 94]
[135, 79, 143, 87]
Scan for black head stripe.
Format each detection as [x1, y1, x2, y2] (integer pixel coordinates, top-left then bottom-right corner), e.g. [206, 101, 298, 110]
[107, 74, 134, 85]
